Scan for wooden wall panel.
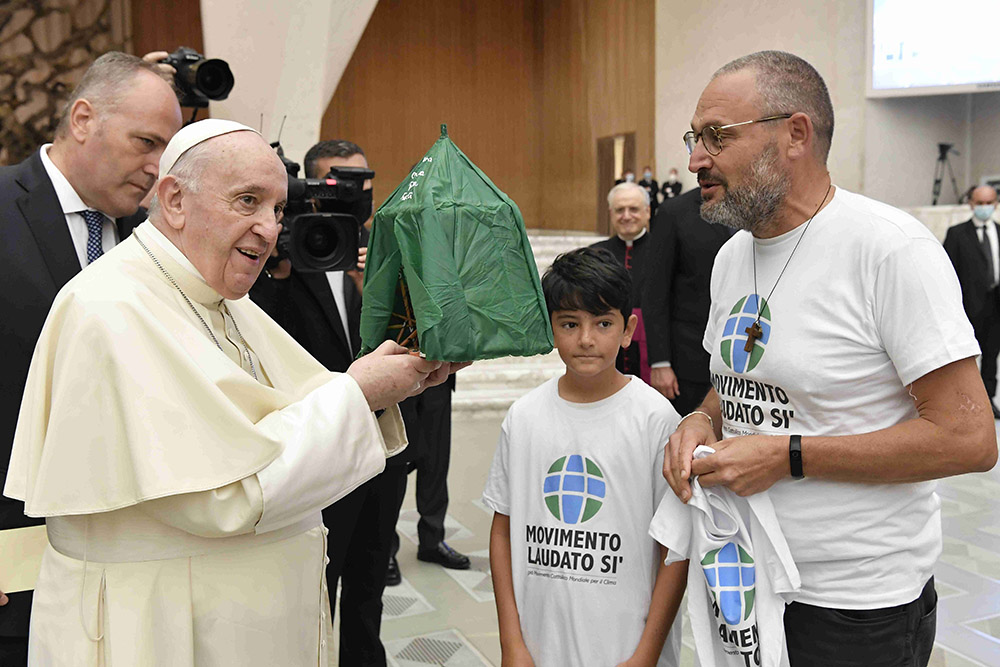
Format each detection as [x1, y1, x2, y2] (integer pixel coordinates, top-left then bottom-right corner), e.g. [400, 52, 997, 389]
[322, 0, 543, 226]
[539, 1, 655, 231]
[130, 0, 204, 59]
[321, 0, 654, 231]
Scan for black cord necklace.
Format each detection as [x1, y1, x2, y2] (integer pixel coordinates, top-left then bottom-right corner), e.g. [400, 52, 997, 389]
[744, 182, 833, 353]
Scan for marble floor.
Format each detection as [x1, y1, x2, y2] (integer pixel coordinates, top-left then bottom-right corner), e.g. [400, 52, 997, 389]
[339, 415, 1000, 667]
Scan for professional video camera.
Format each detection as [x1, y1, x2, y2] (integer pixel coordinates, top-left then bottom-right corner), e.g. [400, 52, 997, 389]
[161, 47, 235, 108]
[269, 144, 374, 273]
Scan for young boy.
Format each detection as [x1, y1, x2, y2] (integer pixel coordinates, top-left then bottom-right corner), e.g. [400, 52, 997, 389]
[483, 247, 689, 667]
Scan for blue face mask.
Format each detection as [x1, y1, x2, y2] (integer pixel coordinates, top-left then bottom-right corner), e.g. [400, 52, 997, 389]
[974, 204, 996, 222]
[643, 171, 652, 180]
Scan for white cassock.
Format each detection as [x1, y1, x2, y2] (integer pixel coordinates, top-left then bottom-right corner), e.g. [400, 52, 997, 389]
[3, 221, 406, 666]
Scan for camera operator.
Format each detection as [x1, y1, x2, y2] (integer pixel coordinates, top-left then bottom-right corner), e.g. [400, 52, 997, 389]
[250, 139, 406, 665]
[0, 51, 183, 665]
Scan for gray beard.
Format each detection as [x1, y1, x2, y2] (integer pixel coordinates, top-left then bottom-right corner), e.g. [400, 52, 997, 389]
[700, 144, 788, 234]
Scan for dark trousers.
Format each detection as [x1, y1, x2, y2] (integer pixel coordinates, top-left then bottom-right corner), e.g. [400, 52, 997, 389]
[0, 624, 29, 667]
[321, 464, 408, 667]
[393, 384, 453, 553]
[973, 301, 1000, 397]
[784, 577, 937, 667]
[669, 378, 713, 417]
[0, 589, 31, 666]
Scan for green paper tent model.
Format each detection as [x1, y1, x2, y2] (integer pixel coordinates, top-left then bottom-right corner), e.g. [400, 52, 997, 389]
[360, 124, 553, 361]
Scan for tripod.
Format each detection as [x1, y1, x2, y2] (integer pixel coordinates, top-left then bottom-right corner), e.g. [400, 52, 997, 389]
[932, 143, 961, 205]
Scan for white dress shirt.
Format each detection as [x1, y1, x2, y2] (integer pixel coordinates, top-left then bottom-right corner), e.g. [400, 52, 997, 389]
[325, 271, 352, 354]
[39, 144, 119, 268]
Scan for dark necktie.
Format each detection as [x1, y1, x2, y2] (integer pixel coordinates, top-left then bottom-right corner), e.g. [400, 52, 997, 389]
[81, 209, 105, 265]
[980, 226, 996, 288]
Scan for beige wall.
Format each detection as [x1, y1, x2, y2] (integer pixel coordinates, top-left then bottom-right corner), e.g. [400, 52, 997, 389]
[322, 0, 655, 232]
[201, 0, 377, 165]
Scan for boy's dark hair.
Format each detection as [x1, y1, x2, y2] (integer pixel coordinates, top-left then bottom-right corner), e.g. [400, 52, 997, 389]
[541, 247, 632, 322]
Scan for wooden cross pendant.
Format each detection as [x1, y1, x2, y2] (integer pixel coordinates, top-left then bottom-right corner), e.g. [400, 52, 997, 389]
[744, 321, 763, 352]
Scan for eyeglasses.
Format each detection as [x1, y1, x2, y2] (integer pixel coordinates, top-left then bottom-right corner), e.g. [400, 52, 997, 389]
[683, 114, 792, 156]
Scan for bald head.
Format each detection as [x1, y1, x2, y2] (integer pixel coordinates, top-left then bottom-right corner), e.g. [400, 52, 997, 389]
[971, 186, 998, 206]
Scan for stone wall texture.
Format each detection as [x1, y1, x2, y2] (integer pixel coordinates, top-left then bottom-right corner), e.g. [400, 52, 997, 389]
[0, 0, 129, 165]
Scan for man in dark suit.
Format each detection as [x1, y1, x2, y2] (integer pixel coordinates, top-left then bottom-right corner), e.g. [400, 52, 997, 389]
[0, 52, 182, 663]
[642, 188, 732, 416]
[590, 182, 654, 382]
[660, 168, 682, 202]
[250, 139, 410, 666]
[944, 185, 1000, 418]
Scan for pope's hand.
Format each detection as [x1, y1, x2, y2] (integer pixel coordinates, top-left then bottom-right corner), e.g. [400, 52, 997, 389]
[347, 342, 471, 411]
[663, 414, 717, 503]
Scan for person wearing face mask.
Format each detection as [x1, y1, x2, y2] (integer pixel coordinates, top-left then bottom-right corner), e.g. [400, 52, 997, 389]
[638, 165, 660, 217]
[616, 169, 636, 185]
[661, 168, 682, 200]
[944, 185, 1000, 418]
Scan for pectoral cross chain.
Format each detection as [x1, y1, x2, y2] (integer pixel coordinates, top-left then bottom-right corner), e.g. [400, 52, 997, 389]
[744, 321, 763, 353]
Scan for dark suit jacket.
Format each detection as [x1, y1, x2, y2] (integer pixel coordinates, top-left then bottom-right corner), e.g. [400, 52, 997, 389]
[248, 233, 366, 375]
[943, 218, 1000, 325]
[589, 232, 653, 308]
[0, 150, 142, 636]
[641, 188, 732, 382]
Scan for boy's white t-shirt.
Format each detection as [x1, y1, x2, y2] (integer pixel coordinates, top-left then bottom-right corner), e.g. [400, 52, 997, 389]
[651, 446, 800, 667]
[703, 187, 980, 608]
[483, 377, 684, 667]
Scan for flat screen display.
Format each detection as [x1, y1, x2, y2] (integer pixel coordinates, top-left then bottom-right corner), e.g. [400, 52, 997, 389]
[868, 0, 1000, 97]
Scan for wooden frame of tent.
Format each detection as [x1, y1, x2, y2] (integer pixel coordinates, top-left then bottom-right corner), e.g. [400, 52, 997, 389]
[385, 270, 419, 351]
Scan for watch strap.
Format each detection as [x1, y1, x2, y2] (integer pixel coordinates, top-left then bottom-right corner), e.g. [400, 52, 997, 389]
[789, 434, 804, 479]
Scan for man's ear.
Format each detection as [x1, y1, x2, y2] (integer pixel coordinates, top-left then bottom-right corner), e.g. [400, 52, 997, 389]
[157, 176, 186, 231]
[786, 112, 813, 161]
[621, 313, 639, 349]
[67, 98, 98, 143]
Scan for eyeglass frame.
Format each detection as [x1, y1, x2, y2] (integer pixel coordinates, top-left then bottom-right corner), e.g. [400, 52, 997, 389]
[683, 114, 793, 156]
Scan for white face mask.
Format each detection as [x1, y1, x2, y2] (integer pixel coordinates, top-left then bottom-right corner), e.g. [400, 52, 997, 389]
[624, 173, 635, 183]
[667, 173, 677, 184]
[974, 204, 996, 222]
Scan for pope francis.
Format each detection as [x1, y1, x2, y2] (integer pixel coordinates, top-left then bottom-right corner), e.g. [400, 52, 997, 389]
[3, 119, 454, 666]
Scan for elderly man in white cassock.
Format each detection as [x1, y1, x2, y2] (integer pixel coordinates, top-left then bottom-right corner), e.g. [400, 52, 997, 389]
[3, 119, 459, 666]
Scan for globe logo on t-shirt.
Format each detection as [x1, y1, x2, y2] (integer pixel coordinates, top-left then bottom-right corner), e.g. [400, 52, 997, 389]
[542, 455, 606, 525]
[720, 294, 771, 373]
[701, 542, 756, 625]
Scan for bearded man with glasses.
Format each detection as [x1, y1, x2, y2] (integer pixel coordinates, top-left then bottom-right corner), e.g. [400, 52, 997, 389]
[654, 50, 997, 666]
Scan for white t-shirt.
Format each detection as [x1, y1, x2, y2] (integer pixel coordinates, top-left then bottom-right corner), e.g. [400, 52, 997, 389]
[483, 377, 683, 667]
[703, 186, 979, 609]
[651, 446, 800, 667]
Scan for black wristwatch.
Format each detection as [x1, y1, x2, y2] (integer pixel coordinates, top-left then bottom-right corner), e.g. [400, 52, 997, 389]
[789, 434, 804, 479]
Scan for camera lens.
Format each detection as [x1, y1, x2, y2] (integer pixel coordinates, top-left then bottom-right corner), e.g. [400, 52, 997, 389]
[193, 59, 234, 100]
[305, 225, 337, 258]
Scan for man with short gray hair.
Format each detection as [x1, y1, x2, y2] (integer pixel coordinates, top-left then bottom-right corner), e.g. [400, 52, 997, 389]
[0, 50, 182, 663]
[591, 181, 653, 381]
[657, 50, 996, 665]
[4, 119, 462, 665]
